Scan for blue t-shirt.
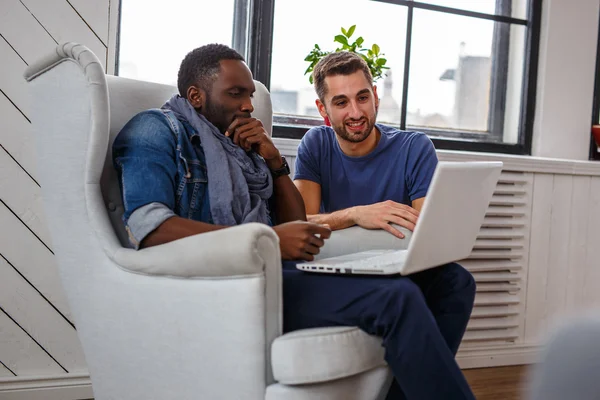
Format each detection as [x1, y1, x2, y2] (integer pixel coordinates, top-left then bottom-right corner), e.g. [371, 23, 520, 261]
[294, 124, 438, 213]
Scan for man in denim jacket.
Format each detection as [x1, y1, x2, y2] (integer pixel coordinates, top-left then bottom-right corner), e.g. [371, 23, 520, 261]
[113, 44, 330, 257]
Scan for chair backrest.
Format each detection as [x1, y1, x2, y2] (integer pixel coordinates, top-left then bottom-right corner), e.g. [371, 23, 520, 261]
[102, 69, 274, 247]
[25, 41, 274, 253]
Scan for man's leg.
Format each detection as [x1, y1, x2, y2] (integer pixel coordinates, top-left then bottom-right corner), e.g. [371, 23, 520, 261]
[282, 262, 475, 400]
[409, 262, 477, 355]
[385, 262, 476, 398]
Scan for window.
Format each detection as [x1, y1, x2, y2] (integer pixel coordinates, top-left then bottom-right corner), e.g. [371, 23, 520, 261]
[117, 0, 238, 86]
[117, 0, 541, 154]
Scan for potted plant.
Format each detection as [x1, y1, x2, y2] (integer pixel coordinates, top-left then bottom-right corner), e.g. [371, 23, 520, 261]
[304, 25, 389, 126]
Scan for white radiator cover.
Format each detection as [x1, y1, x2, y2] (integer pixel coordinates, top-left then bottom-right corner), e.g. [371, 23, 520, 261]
[276, 137, 600, 369]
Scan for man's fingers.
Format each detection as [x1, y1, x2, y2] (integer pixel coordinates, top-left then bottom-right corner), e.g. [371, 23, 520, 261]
[387, 201, 420, 217]
[386, 215, 416, 232]
[308, 235, 325, 248]
[308, 223, 332, 239]
[232, 120, 261, 137]
[225, 118, 242, 137]
[298, 252, 314, 262]
[381, 223, 405, 239]
[304, 244, 321, 255]
[225, 118, 257, 137]
[389, 209, 418, 225]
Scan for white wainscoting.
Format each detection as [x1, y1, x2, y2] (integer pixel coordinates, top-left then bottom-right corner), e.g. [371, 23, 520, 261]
[276, 137, 600, 369]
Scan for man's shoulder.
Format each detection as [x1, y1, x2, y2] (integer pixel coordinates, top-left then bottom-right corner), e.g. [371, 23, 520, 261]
[114, 108, 182, 148]
[378, 124, 427, 142]
[303, 125, 335, 141]
[299, 125, 335, 151]
[378, 125, 432, 150]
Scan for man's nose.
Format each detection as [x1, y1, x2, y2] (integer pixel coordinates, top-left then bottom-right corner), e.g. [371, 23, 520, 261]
[241, 98, 254, 114]
[348, 101, 362, 119]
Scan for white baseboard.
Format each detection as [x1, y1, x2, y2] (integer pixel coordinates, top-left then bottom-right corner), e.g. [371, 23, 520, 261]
[457, 344, 540, 369]
[0, 374, 93, 400]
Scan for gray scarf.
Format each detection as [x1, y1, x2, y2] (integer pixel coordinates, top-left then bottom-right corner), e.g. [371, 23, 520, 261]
[162, 95, 273, 226]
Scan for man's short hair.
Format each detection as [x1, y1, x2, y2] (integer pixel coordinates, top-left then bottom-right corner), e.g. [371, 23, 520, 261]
[312, 51, 373, 102]
[177, 44, 245, 97]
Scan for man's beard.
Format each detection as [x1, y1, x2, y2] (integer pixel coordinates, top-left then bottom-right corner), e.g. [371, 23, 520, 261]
[332, 114, 377, 143]
[201, 94, 227, 134]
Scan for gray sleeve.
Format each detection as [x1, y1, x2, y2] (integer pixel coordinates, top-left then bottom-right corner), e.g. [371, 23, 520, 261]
[125, 202, 176, 249]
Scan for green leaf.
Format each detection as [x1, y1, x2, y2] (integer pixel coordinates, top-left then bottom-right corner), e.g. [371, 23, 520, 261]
[355, 36, 364, 47]
[372, 44, 380, 55]
[347, 25, 356, 38]
[376, 57, 387, 66]
[309, 75, 314, 84]
[341, 27, 348, 36]
[334, 35, 349, 46]
[304, 54, 313, 61]
[315, 44, 320, 50]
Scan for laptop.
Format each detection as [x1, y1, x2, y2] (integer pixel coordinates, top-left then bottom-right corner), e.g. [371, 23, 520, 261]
[296, 161, 503, 276]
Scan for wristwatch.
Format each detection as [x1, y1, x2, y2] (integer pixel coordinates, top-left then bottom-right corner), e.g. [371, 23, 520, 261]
[270, 156, 291, 179]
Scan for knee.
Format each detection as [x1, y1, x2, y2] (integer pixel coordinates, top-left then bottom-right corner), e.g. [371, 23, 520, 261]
[383, 279, 427, 313]
[445, 262, 476, 299]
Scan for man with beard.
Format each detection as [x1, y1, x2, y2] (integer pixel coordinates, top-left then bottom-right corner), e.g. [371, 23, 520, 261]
[113, 43, 330, 258]
[291, 51, 477, 399]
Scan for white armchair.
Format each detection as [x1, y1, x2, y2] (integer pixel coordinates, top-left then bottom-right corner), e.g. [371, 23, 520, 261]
[24, 43, 398, 400]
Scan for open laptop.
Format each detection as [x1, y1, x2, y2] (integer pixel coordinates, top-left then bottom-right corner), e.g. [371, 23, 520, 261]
[296, 161, 503, 276]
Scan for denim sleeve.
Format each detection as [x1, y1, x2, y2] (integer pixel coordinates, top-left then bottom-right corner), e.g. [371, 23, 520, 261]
[406, 133, 438, 201]
[112, 111, 179, 247]
[126, 202, 175, 249]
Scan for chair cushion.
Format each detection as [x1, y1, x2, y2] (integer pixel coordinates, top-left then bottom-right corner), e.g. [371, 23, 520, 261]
[271, 327, 386, 385]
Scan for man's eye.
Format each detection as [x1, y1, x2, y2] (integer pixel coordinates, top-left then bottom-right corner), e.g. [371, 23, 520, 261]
[359, 96, 368, 101]
[335, 101, 346, 107]
[229, 92, 241, 97]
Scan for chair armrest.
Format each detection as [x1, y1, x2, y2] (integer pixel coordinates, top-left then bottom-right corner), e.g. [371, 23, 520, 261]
[315, 224, 412, 260]
[112, 223, 281, 278]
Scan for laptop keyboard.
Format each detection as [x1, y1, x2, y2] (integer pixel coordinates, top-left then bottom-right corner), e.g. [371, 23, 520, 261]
[348, 250, 408, 270]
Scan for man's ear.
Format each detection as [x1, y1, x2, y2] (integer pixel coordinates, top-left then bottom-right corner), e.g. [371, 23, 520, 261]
[373, 85, 380, 109]
[316, 99, 328, 119]
[187, 86, 206, 110]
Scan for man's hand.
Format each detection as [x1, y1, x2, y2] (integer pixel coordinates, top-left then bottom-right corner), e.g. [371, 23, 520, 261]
[225, 117, 282, 169]
[273, 221, 332, 261]
[351, 200, 419, 239]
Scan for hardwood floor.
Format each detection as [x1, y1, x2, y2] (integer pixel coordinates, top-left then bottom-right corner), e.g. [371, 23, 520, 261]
[464, 365, 530, 400]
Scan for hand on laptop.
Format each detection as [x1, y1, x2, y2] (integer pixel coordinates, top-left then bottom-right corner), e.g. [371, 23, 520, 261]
[273, 221, 332, 261]
[351, 200, 419, 239]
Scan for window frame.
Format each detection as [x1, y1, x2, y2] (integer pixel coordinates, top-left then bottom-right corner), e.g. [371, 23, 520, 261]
[115, 0, 542, 155]
[246, 0, 542, 155]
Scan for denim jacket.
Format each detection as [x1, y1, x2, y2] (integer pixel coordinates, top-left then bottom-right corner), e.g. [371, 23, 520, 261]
[113, 109, 213, 248]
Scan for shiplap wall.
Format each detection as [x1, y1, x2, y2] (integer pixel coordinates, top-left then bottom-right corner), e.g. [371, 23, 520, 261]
[0, 0, 116, 396]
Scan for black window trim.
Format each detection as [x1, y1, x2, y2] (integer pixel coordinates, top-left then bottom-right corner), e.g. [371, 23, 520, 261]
[247, 0, 542, 155]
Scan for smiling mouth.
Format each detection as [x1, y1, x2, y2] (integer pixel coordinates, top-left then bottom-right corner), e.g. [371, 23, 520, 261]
[346, 119, 366, 131]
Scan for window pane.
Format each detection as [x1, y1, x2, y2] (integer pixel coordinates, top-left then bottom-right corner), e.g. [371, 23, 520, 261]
[420, 0, 527, 20]
[118, 0, 235, 86]
[407, 9, 493, 133]
[407, 9, 526, 143]
[270, 0, 407, 126]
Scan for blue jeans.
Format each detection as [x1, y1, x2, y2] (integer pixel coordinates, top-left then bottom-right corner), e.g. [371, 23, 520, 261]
[282, 262, 476, 400]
